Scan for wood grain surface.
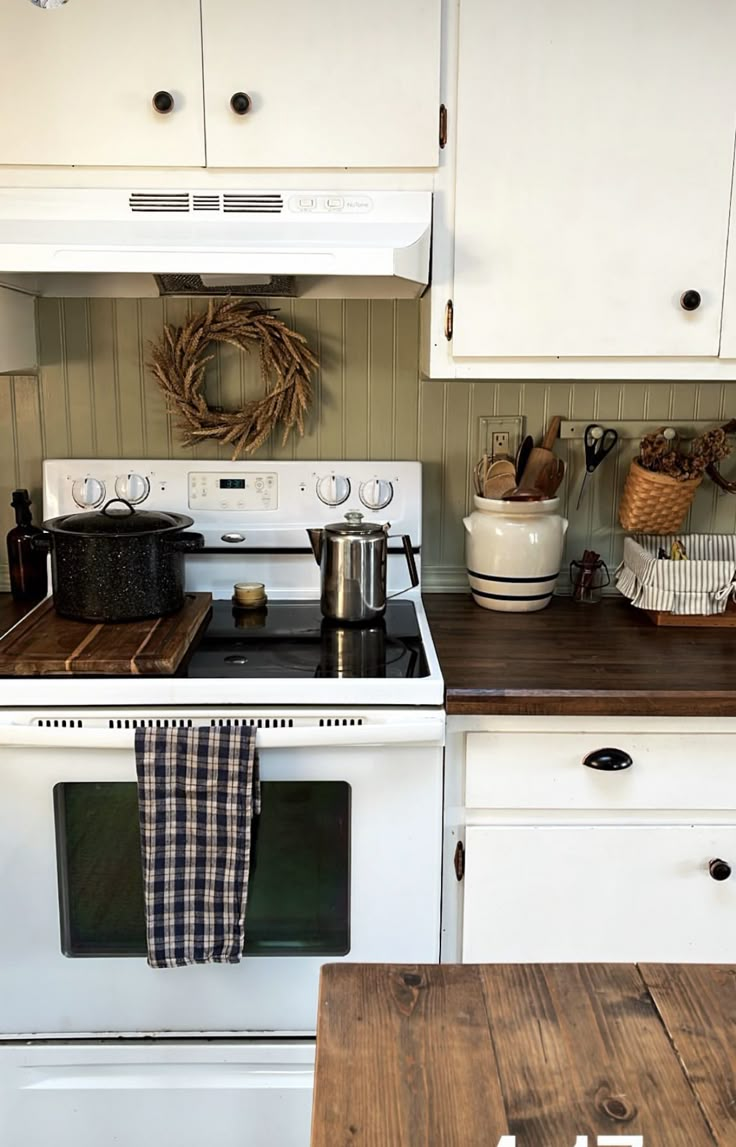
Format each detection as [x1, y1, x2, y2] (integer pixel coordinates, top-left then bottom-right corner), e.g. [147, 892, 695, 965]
[0, 593, 211, 675]
[423, 593, 736, 715]
[641, 964, 736, 1144]
[312, 963, 727, 1147]
[0, 594, 32, 637]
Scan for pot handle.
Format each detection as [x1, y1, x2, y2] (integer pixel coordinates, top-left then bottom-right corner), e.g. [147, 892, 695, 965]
[167, 531, 205, 553]
[30, 532, 52, 554]
[101, 498, 136, 516]
[386, 534, 420, 600]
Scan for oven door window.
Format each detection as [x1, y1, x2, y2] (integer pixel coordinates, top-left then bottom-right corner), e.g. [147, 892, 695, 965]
[54, 781, 350, 958]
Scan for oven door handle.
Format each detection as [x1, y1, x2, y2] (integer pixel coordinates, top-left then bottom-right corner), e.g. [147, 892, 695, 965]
[0, 720, 445, 750]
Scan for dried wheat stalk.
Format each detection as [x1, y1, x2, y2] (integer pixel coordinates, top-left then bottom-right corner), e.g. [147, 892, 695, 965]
[148, 298, 317, 459]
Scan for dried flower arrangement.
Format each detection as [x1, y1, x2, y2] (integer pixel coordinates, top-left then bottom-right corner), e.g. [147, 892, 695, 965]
[148, 299, 317, 460]
[638, 426, 731, 481]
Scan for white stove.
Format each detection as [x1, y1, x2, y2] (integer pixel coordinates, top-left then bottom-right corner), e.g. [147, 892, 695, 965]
[0, 459, 444, 1147]
[1, 458, 443, 707]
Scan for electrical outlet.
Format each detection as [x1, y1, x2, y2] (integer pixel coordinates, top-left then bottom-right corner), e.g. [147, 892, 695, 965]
[479, 416, 524, 462]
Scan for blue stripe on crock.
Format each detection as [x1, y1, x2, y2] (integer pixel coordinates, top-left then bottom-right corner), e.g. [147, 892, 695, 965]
[467, 569, 560, 584]
[471, 588, 554, 602]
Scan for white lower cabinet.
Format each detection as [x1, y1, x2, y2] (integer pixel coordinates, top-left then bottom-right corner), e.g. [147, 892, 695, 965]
[444, 716, 736, 964]
[464, 824, 736, 963]
[0, 1042, 314, 1147]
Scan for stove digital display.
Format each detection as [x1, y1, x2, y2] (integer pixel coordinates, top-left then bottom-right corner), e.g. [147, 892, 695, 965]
[219, 479, 246, 489]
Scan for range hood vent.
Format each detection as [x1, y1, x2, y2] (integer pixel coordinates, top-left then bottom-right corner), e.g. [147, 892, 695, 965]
[0, 188, 431, 300]
[129, 192, 285, 215]
[155, 273, 296, 297]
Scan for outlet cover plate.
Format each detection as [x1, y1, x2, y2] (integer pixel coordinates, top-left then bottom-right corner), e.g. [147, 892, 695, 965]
[478, 416, 524, 461]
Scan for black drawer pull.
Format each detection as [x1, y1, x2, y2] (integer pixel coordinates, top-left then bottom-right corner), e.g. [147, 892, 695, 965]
[152, 91, 175, 115]
[582, 747, 633, 771]
[680, 289, 702, 312]
[230, 92, 252, 115]
[709, 859, 732, 882]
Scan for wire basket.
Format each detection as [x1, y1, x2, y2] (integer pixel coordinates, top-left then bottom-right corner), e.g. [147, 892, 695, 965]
[618, 460, 702, 533]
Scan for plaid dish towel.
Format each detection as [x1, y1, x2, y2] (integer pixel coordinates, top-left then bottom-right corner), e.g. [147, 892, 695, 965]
[134, 725, 261, 969]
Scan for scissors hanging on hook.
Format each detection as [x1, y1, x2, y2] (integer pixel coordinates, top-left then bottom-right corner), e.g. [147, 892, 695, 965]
[576, 424, 618, 509]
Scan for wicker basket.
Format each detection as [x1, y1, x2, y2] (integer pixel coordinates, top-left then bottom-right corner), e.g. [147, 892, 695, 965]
[618, 460, 702, 533]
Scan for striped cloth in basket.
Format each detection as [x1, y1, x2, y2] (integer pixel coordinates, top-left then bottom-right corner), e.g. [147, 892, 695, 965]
[135, 724, 261, 969]
[615, 534, 736, 616]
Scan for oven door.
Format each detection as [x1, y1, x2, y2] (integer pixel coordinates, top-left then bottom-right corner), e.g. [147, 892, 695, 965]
[0, 709, 443, 1038]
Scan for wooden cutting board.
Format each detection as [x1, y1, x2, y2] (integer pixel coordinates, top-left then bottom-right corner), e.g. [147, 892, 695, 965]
[0, 593, 212, 675]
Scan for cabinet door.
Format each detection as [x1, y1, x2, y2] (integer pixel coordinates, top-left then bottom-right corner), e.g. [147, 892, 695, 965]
[453, 0, 736, 358]
[202, 0, 440, 168]
[0, 0, 204, 167]
[463, 825, 736, 962]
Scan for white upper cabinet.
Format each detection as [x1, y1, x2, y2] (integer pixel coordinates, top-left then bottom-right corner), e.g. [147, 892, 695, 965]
[201, 0, 441, 168]
[0, 0, 204, 168]
[427, 0, 736, 377]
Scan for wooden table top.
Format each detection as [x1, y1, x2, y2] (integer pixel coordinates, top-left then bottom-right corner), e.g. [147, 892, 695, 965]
[423, 593, 736, 716]
[312, 963, 736, 1146]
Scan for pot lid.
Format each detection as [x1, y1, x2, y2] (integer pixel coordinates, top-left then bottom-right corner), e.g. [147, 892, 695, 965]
[48, 499, 193, 535]
[326, 510, 387, 536]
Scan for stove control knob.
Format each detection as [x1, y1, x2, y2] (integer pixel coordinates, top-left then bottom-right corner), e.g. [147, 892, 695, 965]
[115, 472, 150, 505]
[316, 474, 351, 506]
[359, 478, 394, 511]
[72, 477, 106, 509]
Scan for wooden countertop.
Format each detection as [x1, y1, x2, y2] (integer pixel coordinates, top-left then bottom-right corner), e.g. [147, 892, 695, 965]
[423, 593, 736, 716]
[0, 594, 33, 637]
[312, 962, 736, 1146]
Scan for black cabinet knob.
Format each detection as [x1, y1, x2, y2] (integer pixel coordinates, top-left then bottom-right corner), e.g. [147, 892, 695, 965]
[709, 859, 732, 881]
[230, 92, 252, 116]
[680, 290, 702, 312]
[582, 747, 633, 771]
[152, 91, 174, 115]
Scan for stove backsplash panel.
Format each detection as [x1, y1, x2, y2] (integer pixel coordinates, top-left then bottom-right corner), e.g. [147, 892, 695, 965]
[2, 297, 736, 593]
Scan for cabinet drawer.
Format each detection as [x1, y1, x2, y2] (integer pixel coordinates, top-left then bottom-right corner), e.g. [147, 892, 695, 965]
[465, 731, 735, 811]
[463, 825, 736, 963]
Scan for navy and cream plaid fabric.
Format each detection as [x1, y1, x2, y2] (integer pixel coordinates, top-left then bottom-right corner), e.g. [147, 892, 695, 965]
[134, 725, 261, 969]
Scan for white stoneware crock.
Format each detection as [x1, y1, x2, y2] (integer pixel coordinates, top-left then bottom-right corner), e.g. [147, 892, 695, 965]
[463, 495, 569, 612]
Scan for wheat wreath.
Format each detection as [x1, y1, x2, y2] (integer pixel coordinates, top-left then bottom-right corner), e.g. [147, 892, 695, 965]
[148, 298, 317, 459]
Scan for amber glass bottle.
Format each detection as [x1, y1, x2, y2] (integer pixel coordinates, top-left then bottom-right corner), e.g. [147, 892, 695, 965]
[7, 489, 48, 603]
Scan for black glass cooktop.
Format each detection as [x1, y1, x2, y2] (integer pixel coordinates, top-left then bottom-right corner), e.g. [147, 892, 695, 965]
[185, 599, 430, 679]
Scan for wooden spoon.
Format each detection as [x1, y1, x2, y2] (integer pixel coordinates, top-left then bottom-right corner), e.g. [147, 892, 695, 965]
[519, 415, 562, 490]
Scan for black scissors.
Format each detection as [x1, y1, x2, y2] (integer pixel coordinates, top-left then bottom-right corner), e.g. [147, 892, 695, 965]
[576, 423, 618, 509]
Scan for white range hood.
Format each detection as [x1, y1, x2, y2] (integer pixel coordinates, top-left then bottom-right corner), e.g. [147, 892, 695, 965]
[0, 188, 431, 299]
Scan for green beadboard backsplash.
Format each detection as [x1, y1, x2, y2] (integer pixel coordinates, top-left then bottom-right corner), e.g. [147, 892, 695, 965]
[2, 296, 736, 593]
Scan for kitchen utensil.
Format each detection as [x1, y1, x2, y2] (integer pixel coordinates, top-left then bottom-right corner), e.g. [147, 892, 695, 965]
[0, 593, 212, 675]
[463, 494, 569, 612]
[307, 510, 419, 623]
[482, 471, 518, 499]
[515, 435, 534, 484]
[576, 423, 618, 509]
[35, 498, 205, 622]
[532, 455, 566, 497]
[519, 415, 562, 490]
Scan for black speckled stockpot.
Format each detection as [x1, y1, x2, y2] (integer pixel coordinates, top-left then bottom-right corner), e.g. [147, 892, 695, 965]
[37, 499, 204, 622]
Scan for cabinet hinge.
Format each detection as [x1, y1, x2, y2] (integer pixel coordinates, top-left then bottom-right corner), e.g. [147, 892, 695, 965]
[453, 840, 465, 882]
[444, 299, 454, 341]
[439, 103, 448, 149]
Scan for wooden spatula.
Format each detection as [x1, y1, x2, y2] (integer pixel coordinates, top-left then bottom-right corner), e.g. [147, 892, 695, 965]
[519, 415, 562, 491]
